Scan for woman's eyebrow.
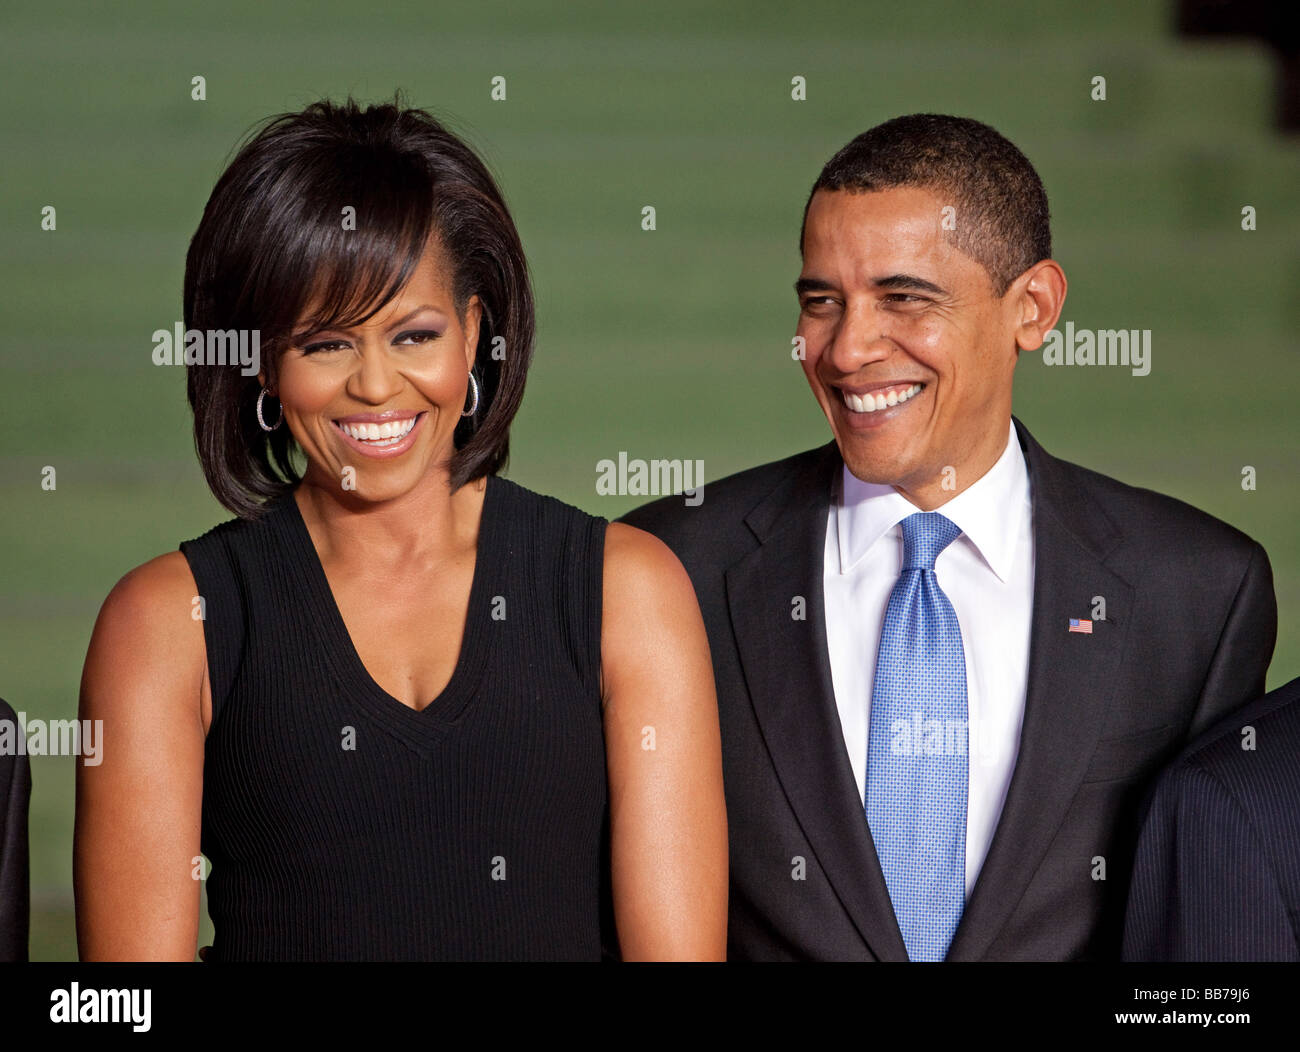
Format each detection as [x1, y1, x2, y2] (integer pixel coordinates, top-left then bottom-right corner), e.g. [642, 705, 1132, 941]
[386, 304, 443, 328]
[293, 303, 444, 338]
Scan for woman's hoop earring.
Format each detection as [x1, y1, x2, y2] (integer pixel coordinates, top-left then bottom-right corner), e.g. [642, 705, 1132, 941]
[256, 387, 283, 432]
[461, 372, 480, 418]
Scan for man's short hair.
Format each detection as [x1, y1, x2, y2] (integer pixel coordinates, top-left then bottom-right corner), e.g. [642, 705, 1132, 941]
[800, 114, 1052, 296]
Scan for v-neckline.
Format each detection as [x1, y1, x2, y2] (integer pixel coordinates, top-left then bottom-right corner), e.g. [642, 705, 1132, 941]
[277, 475, 502, 748]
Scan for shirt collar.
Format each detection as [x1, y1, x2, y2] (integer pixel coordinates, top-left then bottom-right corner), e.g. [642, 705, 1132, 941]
[835, 418, 1030, 583]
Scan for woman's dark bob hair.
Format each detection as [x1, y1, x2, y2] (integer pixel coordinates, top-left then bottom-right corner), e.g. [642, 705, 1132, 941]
[183, 94, 534, 518]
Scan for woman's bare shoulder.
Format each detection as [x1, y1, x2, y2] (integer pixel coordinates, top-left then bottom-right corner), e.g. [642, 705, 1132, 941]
[602, 521, 695, 601]
[85, 551, 207, 713]
[97, 550, 201, 626]
[599, 522, 710, 699]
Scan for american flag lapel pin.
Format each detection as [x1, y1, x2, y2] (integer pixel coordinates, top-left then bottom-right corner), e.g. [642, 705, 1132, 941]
[1068, 618, 1093, 634]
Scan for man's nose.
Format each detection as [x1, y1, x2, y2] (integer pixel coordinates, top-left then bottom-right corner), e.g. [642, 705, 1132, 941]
[823, 302, 893, 375]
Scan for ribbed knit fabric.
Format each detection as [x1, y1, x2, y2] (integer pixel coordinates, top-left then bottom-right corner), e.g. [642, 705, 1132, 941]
[179, 475, 611, 961]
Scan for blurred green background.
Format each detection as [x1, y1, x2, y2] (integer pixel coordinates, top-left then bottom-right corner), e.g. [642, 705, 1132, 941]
[1, 0, 1296, 960]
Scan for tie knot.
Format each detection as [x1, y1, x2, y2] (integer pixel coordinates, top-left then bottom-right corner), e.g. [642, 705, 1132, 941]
[899, 512, 962, 571]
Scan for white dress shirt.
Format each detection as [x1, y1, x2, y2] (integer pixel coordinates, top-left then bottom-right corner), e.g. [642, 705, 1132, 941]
[823, 418, 1035, 899]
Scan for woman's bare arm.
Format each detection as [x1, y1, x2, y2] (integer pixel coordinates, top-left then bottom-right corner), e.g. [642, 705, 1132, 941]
[74, 551, 208, 961]
[600, 522, 727, 961]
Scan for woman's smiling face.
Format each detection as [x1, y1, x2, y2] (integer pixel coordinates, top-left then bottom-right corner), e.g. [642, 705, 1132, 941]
[267, 238, 481, 504]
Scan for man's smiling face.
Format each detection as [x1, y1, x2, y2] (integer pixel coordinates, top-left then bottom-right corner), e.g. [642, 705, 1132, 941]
[796, 184, 1026, 509]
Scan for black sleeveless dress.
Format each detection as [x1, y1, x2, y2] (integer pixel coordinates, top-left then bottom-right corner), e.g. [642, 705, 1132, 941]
[179, 475, 612, 961]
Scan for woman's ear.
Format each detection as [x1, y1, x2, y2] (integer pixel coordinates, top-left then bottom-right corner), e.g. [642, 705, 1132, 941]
[463, 295, 482, 372]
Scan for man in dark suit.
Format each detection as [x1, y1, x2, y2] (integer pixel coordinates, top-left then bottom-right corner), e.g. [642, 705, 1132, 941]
[621, 114, 1276, 960]
[1122, 675, 1300, 961]
[0, 697, 31, 961]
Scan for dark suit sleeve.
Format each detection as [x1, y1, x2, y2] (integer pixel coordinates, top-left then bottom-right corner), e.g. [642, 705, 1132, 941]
[1187, 540, 1276, 741]
[0, 709, 32, 962]
[1122, 760, 1299, 961]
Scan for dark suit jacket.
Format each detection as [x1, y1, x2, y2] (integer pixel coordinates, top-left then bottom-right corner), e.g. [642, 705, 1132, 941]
[0, 697, 31, 962]
[620, 416, 1276, 960]
[1122, 675, 1300, 960]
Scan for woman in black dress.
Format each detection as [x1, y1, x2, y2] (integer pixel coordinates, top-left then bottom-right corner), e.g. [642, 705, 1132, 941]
[73, 97, 726, 960]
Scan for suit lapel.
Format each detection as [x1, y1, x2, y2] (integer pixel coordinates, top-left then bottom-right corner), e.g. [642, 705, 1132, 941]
[725, 442, 909, 961]
[944, 417, 1134, 960]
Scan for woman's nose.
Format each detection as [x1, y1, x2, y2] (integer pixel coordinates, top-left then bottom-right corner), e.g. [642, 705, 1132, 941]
[347, 344, 404, 404]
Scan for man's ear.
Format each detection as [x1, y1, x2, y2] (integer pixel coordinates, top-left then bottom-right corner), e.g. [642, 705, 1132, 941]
[1011, 260, 1067, 353]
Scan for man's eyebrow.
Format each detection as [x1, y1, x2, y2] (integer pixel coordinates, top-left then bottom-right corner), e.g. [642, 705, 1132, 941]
[794, 274, 949, 297]
[872, 274, 947, 296]
[794, 276, 837, 296]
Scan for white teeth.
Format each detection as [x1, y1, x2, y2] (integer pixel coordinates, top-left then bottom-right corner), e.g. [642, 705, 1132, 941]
[338, 416, 417, 444]
[841, 383, 923, 413]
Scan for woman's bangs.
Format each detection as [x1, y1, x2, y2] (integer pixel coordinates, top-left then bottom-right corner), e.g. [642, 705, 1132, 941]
[281, 157, 434, 339]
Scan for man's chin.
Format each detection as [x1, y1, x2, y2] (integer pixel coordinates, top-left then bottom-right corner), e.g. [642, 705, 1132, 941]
[827, 417, 910, 483]
[836, 443, 913, 489]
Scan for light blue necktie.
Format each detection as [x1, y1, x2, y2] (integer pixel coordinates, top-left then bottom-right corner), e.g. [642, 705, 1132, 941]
[865, 511, 968, 961]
